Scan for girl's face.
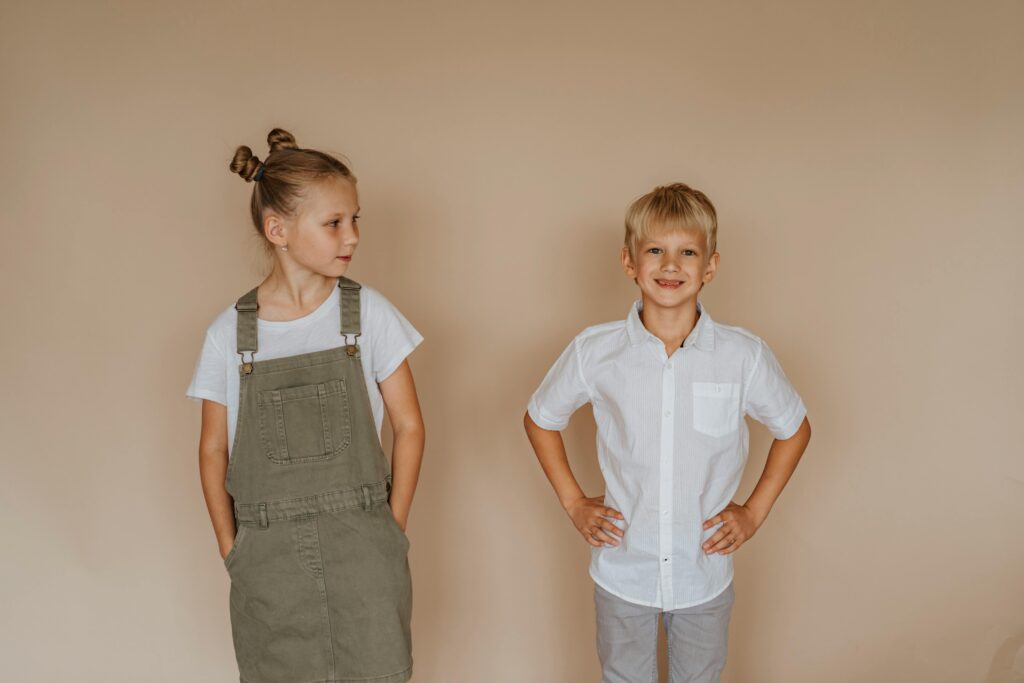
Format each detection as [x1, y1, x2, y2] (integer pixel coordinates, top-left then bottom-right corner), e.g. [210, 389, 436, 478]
[267, 175, 360, 277]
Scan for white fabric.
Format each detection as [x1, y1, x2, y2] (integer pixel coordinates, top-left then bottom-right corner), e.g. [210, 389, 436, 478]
[528, 299, 806, 609]
[186, 282, 422, 458]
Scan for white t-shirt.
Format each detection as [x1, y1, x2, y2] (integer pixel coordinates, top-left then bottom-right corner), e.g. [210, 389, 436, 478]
[185, 282, 423, 459]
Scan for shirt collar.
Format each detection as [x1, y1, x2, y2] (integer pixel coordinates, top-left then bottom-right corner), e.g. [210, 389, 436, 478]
[625, 299, 716, 351]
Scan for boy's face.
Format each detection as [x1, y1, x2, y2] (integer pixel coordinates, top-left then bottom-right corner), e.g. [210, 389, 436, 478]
[264, 175, 361, 277]
[621, 226, 719, 312]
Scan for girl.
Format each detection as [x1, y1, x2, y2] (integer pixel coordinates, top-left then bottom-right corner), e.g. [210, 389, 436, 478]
[186, 128, 424, 683]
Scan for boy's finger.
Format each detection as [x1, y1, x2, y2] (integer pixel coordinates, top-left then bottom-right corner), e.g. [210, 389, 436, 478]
[600, 519, 625, 536]
[582, 531, 603, 547]
[593, 528, 620, 546]
[604, 507, 624, 520]
[706, 533, 739, 554]
[702, 527, 728, 551]
[704, 514, 722, 529]
[719, 539, 743, 555]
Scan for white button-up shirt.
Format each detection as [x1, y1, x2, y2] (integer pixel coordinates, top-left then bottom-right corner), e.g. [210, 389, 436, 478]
[528, 299, 807, 609]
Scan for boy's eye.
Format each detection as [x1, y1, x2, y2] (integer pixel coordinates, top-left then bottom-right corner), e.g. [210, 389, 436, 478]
[647, 247, 662, 254]
[683, 249, 696, 256]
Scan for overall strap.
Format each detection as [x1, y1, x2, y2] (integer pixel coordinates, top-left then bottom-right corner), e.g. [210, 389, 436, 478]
[234, 286, 259, 373]
[338, 276, 362, 339]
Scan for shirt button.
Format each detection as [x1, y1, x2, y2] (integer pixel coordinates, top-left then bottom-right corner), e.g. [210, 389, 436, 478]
[662, 510, 669, 517]
[664, 410, 672, 417]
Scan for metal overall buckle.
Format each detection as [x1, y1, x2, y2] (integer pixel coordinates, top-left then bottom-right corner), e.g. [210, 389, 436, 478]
[239, 351, 255, 375]
[342, 333, 361, 357]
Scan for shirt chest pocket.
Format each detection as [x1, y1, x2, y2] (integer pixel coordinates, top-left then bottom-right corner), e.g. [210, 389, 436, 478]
[257, 378, 352, 464]
[691, 382, 741, 438]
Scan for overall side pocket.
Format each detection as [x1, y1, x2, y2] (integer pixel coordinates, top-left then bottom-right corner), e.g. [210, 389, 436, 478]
[224, 525, 249, 572]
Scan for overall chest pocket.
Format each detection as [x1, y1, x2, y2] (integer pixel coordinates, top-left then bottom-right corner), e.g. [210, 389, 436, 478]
[257, 378, 351, 464]
[692, 382, 741, 438]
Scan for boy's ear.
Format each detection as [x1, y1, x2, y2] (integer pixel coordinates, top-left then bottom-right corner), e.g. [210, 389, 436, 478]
[621, 246, 637, 279]
[702, 251, 720, 284]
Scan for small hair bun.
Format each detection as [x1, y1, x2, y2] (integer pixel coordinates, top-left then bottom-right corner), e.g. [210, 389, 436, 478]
[229, 145, 264, 183]
[268, 128, 299, 154]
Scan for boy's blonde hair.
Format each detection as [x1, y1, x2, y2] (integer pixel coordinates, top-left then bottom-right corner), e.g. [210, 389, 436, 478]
[624, 183, 718, 260]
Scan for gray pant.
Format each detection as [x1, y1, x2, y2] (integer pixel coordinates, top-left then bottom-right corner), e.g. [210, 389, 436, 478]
[595, 582, 735, 683]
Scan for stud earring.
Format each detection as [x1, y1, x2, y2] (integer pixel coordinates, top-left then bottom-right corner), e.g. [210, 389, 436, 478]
[280, 245, 289, 251]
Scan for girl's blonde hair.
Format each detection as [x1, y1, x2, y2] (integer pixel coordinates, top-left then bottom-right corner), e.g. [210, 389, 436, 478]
[229, 128, 356, 250]
[624, 183, 718, 259]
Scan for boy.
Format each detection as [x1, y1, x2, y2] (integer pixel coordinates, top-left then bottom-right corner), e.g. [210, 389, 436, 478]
[524, 183, 811, 683]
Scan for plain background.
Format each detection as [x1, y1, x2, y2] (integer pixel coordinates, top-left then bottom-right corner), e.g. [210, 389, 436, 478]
[2, 1, 1022, 681]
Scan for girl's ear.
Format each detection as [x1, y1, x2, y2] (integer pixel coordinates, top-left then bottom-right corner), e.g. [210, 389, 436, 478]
[621, 246, 637, 279]
[263, 212, 286, 249]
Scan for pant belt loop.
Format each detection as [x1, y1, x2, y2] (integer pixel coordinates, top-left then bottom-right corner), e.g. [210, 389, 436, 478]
[361, 485, 372, 511]
[258, 502, 269, 529]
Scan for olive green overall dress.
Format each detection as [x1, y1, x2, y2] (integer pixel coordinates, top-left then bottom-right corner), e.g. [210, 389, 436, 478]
[222, 276, 412, 683]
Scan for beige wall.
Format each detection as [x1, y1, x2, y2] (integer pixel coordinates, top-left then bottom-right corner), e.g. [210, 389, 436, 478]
[2, 1, 1022, 681]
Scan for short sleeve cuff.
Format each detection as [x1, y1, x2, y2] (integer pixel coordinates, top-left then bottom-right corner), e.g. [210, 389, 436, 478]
[769, 400, 807, 440]
[376, 333, 423, 383]
[527, 398, 569, 431]
[186, 388, 226, 406]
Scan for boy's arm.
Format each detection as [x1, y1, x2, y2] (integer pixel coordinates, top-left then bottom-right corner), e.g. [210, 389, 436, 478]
[523, 412, 625, 547]
[702, 415, 812, 555]
[379, 360, 425, 531]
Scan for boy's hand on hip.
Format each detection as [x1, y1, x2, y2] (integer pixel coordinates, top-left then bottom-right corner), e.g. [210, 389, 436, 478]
[566, 495, 625, 547]
[702, 502, 761, 555]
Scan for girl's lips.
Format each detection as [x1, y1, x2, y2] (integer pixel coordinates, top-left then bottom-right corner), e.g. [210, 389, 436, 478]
[337, 256, 352, 261]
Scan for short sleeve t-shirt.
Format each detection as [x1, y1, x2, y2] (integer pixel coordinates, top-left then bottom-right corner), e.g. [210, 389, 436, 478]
[185, 282, 423, 459]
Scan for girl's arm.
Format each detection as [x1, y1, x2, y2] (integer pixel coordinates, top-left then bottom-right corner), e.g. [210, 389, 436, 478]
[378, 360, 425, 531]
[198, 399, 236, 559]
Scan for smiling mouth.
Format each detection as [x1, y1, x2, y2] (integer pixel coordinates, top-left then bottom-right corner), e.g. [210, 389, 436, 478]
[655, 279, 682, 288]
[337, 255, 352, 261]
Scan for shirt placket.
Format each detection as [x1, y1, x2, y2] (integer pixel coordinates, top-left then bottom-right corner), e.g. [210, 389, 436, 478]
[659, 351, 676, 608]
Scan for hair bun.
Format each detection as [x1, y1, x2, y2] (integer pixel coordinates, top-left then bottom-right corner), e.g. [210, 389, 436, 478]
[268, 128, 299, 154]
[229, 146, 263, 183]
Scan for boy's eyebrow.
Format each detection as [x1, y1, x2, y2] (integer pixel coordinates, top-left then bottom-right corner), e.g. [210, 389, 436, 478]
[639, 237, 702, 249]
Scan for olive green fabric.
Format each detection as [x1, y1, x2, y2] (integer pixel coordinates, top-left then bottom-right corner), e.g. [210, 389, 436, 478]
[222, 276, 412, 683]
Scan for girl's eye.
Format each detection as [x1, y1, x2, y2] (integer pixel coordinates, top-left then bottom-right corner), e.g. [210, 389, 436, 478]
[328, 219, 340, 227]
[353, 215, 360, 222]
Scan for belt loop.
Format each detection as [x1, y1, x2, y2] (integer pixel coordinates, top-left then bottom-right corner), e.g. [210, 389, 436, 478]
[361, 485, 371, 511]
[258, 502, 268, 529]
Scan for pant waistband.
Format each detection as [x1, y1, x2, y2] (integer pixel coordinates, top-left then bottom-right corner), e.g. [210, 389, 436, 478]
[234, 479, 391, 528]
